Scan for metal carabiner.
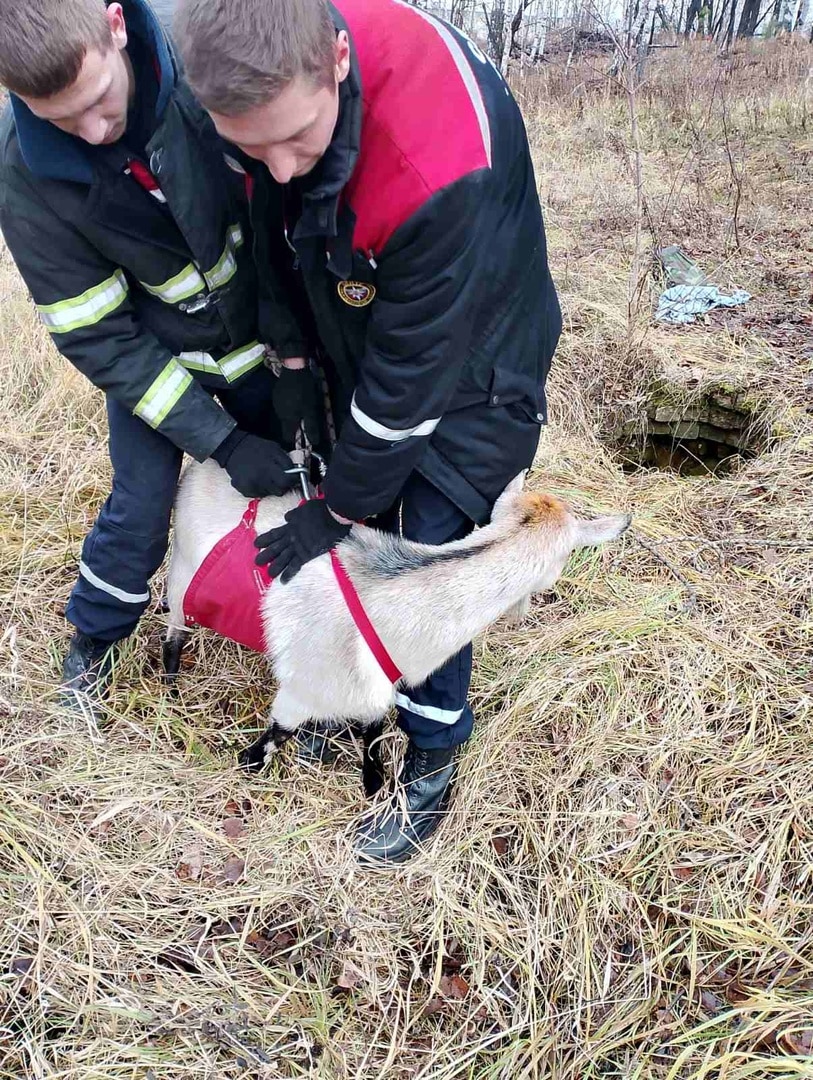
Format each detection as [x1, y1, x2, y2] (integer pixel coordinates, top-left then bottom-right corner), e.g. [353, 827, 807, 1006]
[285, 464, 312, 502]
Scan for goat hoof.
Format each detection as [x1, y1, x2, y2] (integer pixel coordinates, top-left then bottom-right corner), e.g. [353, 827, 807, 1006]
[362, 757, 387, 797]
[238, 731, 273, 772]
[363, 771, 386, 798]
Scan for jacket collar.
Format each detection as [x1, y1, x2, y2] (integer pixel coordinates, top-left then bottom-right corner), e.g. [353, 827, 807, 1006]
[10, 0, 177, 185]
[293, 3, 361, 242]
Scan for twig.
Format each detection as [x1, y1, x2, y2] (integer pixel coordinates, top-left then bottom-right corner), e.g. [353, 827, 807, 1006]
[630, 531, 699, 612]
[645, 536, 813, 549]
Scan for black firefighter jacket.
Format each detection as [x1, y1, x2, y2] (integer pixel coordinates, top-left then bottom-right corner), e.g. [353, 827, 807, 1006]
[0, 0, 263, 463]
[248, 0, 562, 525]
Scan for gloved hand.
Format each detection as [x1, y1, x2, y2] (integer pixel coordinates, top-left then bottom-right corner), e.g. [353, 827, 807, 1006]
[272, 364, 322, 449]
[254, 499, 351, 583]
[210, 428, 298, 498]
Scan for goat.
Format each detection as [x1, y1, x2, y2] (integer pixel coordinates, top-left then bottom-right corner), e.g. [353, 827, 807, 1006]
[164, 461, 630, 792]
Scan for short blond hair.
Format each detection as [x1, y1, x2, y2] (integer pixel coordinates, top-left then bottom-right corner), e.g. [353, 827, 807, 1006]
[174, 0, 337, 116]
[0, 0, 111, 98]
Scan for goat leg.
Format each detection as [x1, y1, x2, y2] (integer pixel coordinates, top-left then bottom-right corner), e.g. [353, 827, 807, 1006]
[361, 721, 386, 797]
[162, 628, 189, 693]
[238, 721, 294, 773]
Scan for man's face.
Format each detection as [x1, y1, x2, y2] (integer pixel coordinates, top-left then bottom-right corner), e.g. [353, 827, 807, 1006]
[20, 3, 133, 146]
[209, 32, 350, 186]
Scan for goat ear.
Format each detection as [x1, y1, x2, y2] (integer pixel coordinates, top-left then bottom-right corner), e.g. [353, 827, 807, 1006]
[576, 513, 631, 546]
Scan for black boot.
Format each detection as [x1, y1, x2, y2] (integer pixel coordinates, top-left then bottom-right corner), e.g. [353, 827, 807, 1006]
[355, 741, 456, 864]
[60, 632, 117, 718]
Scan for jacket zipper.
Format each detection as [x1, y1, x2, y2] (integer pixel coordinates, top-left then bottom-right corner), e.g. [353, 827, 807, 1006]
[281, 189, 300, 270]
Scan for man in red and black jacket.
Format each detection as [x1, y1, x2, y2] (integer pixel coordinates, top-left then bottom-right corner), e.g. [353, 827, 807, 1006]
[176, 0, 562, 862]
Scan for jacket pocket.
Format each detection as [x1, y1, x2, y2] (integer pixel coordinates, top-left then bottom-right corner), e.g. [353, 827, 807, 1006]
[488, 366, 546, 424]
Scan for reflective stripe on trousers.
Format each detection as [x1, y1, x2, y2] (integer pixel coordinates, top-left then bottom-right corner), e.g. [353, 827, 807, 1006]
[377, 472, 476, 751]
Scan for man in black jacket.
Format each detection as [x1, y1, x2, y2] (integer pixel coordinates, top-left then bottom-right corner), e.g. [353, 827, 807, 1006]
[0, 0, 306, 714]
[177, 0, 561, 862]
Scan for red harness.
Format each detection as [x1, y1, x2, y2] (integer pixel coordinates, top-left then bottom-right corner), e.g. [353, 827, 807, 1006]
[182, 500, 402, 683]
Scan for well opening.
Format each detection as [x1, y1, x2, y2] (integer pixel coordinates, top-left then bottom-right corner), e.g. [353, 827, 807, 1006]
[615, 390, 761, 476]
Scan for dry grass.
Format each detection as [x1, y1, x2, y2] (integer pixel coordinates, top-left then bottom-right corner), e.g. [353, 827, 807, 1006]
[2, 38, 813, 1080]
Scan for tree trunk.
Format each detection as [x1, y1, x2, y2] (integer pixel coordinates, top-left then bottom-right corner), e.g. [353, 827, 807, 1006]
[724, 0, 739, 46]
[737, 0, 760, 35]
[684, 0, 702, 34]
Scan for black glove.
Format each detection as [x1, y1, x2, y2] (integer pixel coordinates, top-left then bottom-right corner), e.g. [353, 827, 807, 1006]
[211, 428, 298, 498]
[272, 365, 322, 449]
[254, 499, 351, 583]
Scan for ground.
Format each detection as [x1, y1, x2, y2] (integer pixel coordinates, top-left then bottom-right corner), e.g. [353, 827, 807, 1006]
[1, 38, 812, 1080]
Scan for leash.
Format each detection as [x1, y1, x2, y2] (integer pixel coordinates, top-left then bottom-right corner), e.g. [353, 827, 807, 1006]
[282, 449, 403, 685]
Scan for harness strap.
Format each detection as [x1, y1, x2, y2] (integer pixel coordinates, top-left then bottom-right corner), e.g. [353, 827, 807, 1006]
[328, 550, 403, 685]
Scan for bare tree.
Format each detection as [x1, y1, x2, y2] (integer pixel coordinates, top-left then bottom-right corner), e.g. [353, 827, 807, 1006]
[737, 0, 761, 35]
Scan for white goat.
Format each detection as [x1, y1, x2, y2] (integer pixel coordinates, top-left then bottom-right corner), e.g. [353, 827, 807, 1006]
[165, 461, 629, 790]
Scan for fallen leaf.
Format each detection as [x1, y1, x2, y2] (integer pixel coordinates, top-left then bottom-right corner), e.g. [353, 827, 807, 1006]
[335, 961, 361, 990]
[673, 866, 693, 881]
[700, 989, 723, 1014]
[781, 1029, 813, 1055]
[223, 799, 241, 817]
[423, 996, 446, 1016]
[491, 834, 509, 856]
[210, 917, 244, 938]
[791, 817, 808, 839]
[725, 981, 750, 1004]
[248, 928, 298, 959]
[10, 957, 34, 977]
[222, 856, 245, 884]
[762, 548, 781, 565]
[620, 813, 640, 831]
[440, 973, 469, 1000]
[223, 817, 245, 839]
[157, 948, 200, 974]
[443, 938, 465, 972]
[656, 1007, 676, 1030]
[176, 848, 203, 881]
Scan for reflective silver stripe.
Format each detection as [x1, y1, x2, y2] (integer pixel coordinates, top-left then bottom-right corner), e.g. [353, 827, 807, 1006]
[218, 341, 265, 383]
[178, 350, 222, 376]
[133, 359, 193, 428]
[393, 2, 491, 167]
[140, 263, 206, 304]
[350, 394, 440, 443]
[205, 224, 244, 291]
[79, 561, 150, 604]
[394, 693, 464, 725]
[37, 270, 128, 335]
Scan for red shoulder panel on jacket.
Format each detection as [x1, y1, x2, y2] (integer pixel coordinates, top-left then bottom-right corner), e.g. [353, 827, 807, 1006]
[338, 0, 492, 255]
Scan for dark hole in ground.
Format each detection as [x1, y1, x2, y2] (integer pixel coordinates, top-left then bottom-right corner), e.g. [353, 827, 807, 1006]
[616, 392, 760, 476]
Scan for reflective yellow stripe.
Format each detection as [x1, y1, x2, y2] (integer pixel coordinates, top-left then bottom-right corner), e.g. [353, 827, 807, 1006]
[37, 270, 128, 335]
[178, 351, 222, 376]
[219, 341, 265, 383]
[205, 223, 243, 291]
[140, 263, 206, 304]
[133, 359, 193, 429]
[178, 341, 265, 383]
